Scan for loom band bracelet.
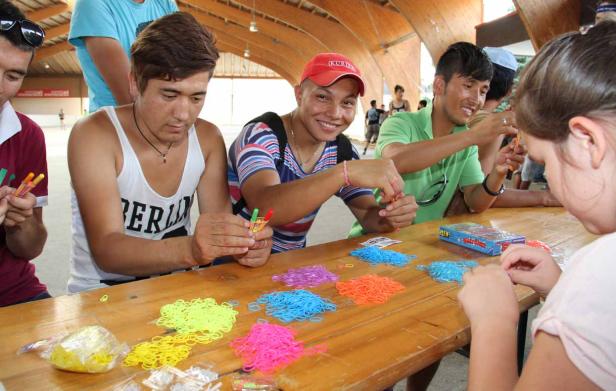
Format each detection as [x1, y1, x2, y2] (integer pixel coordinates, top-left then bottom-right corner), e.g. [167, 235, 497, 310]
[248, 302, 261, 312]
[227, 300, 240, 307]
[308, 316, 323, 322]
[256, 318, 269, 324]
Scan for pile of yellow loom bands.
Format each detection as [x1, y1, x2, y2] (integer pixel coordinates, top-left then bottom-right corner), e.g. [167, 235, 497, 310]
[124, 298, 238, 369]
[157, 298, 238, 335]
[123, 335, 192, 370]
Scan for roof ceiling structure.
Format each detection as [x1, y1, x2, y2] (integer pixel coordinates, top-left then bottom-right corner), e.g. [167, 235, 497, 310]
[11, 0, 581, 106]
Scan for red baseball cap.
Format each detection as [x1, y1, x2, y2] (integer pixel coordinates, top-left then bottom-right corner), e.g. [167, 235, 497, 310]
[300, 53, 365, 96]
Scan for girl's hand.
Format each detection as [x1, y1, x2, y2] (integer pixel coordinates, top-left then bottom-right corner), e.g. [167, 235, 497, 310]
[458, 264, 519, 327]
[501, 244, 561, 298]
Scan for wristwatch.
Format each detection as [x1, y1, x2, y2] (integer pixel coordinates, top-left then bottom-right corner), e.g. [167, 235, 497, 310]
[482, 175, 505, 196]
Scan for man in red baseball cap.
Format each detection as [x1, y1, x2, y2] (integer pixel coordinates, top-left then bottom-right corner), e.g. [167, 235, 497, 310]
[227, 53, 418, 253]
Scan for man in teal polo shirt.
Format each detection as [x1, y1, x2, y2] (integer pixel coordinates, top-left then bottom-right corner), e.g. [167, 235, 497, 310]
[350, 42, 523, 235]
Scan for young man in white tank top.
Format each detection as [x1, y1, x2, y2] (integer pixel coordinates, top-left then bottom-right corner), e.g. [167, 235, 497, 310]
[67, 12, 272, 293]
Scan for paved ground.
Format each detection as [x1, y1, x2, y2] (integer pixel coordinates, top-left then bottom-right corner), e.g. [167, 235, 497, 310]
[31, 125, 537, 390]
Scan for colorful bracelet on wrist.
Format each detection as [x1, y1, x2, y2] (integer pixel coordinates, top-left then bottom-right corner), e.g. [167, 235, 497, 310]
[343, 160, 351, 186]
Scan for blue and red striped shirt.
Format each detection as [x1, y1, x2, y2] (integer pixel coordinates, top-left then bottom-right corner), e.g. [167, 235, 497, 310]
[227, 120, 372, 253]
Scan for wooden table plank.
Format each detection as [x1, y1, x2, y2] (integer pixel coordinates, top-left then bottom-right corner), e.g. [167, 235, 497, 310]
[0, 208, 596, 390]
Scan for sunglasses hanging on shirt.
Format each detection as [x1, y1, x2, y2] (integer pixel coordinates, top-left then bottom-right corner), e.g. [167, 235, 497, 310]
[416, 160, 449, 206]
[0, 18, 45, 48]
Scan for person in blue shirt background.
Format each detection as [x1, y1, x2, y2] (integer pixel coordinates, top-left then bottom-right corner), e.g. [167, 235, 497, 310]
[69, 0, 178, 113]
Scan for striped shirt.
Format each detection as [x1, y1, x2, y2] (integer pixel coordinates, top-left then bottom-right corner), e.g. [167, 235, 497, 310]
[227, 120, 372, 253]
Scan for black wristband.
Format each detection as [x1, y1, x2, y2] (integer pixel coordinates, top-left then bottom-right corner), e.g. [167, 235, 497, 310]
[482, 174, 505, 196]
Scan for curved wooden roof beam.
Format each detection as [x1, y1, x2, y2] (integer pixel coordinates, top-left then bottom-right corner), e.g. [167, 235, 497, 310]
[231, 0, 385, 107]
[210, 28, 303, 79]
[26, 3, 71, 22]
[182, 6, 307, 72]
[42, 23, 70, 41]
[513, 0, 580, 50]
[33, 41, 73, 63]
[374, 38, 423, 107]
[390, 0, 482, 62]
[181, 0, 327, 57]
[309, 0, 413, 53]
[216, 41, 297, 85]
[308, 0, 422, 107]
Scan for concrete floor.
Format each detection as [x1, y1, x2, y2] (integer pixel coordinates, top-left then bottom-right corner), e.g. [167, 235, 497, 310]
[31, 126, 537, 391]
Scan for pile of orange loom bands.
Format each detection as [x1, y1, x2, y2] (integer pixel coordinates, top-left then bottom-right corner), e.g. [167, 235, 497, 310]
[336, 274, 405, 305]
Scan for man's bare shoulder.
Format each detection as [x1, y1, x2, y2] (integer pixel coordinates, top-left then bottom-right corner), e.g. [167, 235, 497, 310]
[71, 109, 118, 142]
[193, 118, 225, 151]
[68, 109, 123, 166]
[194, 118, 223, 138]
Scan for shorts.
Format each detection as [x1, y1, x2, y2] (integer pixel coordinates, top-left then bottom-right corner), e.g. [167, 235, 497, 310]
[365, 124, 379, 143]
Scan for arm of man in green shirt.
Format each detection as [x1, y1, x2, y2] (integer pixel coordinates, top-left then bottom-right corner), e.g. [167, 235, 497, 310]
[381, 111, 516, 174]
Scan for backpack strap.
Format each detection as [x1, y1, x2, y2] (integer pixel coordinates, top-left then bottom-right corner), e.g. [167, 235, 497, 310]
[232, 112, 286, 215]
[335, 133, 354, 164]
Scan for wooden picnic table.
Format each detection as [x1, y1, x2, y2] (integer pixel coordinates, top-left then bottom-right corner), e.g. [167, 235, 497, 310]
[0, 208, 596, 391]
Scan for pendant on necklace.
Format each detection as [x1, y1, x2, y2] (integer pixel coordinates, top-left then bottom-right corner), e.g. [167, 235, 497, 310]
[163, 154, 167, 164]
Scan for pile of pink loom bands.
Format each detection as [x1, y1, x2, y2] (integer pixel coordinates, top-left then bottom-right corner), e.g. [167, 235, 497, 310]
[230, 323, 326, 373]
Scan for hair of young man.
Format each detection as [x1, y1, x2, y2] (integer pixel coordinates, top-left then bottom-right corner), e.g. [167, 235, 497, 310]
[0, 0, 35, 54]
[435, 42, 493, 84]
[516, 21, 616, 142]
[131, 12, 219, 94]
[370, 99, 376, 106]
[486, 63, 516, 101]
[394, 84, 404, 93]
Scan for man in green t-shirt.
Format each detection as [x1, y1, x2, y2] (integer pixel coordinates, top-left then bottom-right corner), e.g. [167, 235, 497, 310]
[351, 41, 525, 391]
[350, 42, 524, 240]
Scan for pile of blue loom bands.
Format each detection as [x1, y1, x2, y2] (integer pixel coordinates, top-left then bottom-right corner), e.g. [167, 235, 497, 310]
[417, 260, 479, 284]
[350, 246, 416, 267]
[255, 290, 336, 323]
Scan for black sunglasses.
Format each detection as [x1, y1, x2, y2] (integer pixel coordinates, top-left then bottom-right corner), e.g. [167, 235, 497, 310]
[0, 19, 45, 48]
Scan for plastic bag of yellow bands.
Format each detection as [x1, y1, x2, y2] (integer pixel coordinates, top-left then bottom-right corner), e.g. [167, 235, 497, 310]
[18, 326, 129, 373]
